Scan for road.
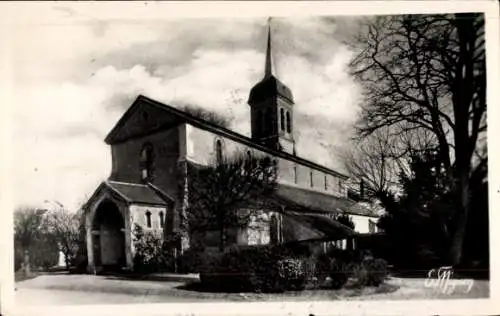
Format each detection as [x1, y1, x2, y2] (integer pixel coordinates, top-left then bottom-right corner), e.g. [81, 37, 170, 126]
[16, 288, 194, 305]
[12, 273, 490, 306]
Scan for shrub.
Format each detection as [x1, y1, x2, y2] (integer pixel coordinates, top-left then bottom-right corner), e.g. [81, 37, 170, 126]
[353, 258, 388, 287]
[329, 257, 349, 289]
[177, 249, 206, 274]
[199, 245, 304, 293]
[278, 258, 306, 291]
[132, 225, 170, 273]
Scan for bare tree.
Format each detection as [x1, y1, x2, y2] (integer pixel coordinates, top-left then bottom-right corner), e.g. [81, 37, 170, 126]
[14, 207, 48, 276]
[343, 129, 400, 201]
[184, 150, 278, 251]
[45, 208, 80, 269]
[349, 13, 486, 264]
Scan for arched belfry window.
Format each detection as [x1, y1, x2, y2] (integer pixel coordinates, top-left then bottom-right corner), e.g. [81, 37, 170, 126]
[215, 139, 223, 163]
[286, 111, 291, 133]
[280, 108, 285, 131]
[140, 143, 154, 181]
[145, 211, 152, 228]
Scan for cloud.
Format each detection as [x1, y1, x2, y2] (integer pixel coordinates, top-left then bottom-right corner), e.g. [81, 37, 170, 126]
[11, 16, 362, 211]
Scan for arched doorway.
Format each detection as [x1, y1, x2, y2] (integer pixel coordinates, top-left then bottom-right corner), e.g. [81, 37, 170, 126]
[92, 200, 126, 272]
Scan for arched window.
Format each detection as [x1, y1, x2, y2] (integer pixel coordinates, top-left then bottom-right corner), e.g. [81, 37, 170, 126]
[215, 139, 223, 163]
[145, 211, 152, 228]
[286, 111, 291, 133]
[270, 214, 280, 244]
[159, 211, 164, 228]
[280, 108, 285, 131]
[140, 143, 154, 181]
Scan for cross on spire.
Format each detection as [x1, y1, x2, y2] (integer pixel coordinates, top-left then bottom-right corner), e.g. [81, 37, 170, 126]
[264, 17, 273, 79]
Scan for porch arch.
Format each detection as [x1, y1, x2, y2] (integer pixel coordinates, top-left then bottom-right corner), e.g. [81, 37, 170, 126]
[91, 200, 126, 272]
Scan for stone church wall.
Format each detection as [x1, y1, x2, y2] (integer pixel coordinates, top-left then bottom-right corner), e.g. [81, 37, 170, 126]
[109, 127, 181, 198]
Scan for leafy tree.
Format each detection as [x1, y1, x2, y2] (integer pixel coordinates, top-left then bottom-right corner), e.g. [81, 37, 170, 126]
[14, 207, 49, 275]
[184, 150, 278, 251]
[349, 14, 486, 265]
[45, 208, 81, 270]
[377, 150, 456, 269]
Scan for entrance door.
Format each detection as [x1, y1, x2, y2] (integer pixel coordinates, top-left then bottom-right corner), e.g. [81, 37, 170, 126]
[92, 200, 126, 272]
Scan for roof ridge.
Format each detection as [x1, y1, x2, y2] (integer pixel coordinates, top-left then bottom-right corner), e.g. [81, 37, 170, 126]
[135, 95, 348, 179]
[107, 180, 148, 187]
[145, 182, 174, 203]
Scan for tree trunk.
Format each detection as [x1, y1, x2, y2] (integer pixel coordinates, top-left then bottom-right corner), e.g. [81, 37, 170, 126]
[219, 227, 226, 252]
[64, 252, 71, 270]
[448, 13, 477, 267]
[23, 249, 31, 277]
[449, 174, 470, 265]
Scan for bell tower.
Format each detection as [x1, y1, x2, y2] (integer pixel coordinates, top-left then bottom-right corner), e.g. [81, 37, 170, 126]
[248, 19, 296, 155]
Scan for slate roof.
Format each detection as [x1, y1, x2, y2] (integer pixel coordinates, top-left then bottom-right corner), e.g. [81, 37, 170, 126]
[274, 184, 379, 217]
[248, 75, 294, 105]
[282, 211, 357, 242]
[105, 181, 172, 205]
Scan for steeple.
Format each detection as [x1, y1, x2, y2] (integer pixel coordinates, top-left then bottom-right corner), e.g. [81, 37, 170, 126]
[264, 20, 273, 79]
[247, 17, 296, 155]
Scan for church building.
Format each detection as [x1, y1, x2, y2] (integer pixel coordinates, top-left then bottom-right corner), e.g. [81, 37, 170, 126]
[84, 24, 380, 273]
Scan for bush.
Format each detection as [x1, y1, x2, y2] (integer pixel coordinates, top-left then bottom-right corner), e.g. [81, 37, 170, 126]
[199, 245, 305, 293]
[132, 225, 171, 273]
[329, 258, 350, 289]
[353, 258, 388, 287]
[278, 258, 306, 291]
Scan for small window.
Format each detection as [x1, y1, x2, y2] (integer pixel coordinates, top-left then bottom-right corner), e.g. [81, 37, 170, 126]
[324, 174, 328, 190]
[159, 211, 164, 228]
[215, 139, 223, 163]
[369, 220, 377, 233]
[145, 211, 152, 228]
[286, 111, 291, 133]
[293, 165, 298, 184]
[140, 143, 154, 181]
[310, 170, 314, 188]
[280, 108, 285, 131]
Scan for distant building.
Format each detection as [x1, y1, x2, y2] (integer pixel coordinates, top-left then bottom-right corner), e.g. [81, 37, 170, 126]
[83, 24, 380, 273]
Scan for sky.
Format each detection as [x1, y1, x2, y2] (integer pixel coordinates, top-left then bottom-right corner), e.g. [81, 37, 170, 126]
[7, 10, 366, 212]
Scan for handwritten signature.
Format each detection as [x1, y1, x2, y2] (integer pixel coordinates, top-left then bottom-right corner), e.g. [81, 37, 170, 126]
[424, 266, 474, 294]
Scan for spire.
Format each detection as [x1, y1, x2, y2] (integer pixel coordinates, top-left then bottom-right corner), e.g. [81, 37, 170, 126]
[264, 17, 273, 79]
